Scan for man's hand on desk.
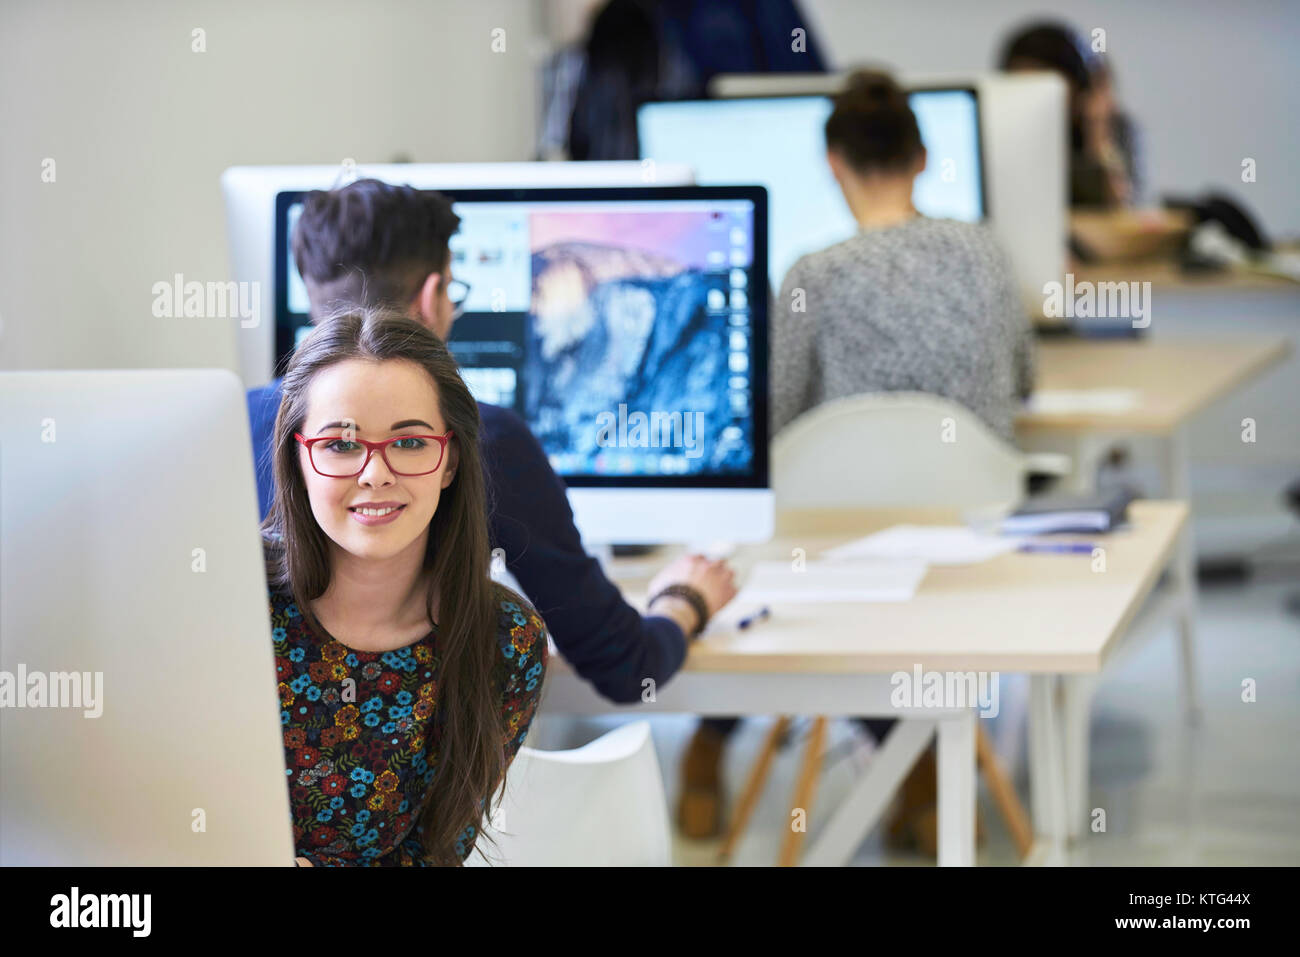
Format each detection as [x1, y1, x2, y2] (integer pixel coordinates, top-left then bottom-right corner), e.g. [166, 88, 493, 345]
[295, 856, 313, 867]
[647, 554, 738, 638]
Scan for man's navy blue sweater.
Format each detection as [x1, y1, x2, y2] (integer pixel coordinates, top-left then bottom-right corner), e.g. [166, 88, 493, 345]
[247, 379, 686, 703]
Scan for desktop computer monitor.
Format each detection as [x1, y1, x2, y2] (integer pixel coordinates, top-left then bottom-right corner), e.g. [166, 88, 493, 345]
[637, 88, 985, 288]
[707, 71, 1069, 317]
[0, 369, 295, 864]
[275, 185, 773, 545]
[221, 162, 696, 389]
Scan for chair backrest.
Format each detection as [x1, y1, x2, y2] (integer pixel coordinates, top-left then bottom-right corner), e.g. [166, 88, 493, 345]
[772, 392, 1027, 509]
[468, 721, 671, 866]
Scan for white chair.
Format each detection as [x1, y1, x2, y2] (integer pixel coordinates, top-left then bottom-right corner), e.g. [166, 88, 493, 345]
[772, 391, 1068, 510]
[721, 393, 1063, 863]
[467, 720, 671, 866]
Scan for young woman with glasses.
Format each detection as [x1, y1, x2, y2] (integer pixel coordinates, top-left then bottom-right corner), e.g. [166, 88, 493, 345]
[260, 307, 547, 866]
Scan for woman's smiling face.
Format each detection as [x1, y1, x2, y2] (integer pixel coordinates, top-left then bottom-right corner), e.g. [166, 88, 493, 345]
[298, 358, 456, 562]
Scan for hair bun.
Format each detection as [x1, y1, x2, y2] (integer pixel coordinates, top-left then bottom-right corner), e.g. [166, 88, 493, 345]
[843, 69, 904, 105]
[825, 67, 923, 174]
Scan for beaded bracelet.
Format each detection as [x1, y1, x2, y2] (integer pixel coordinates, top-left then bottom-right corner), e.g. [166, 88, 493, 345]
[648, 584, 710, 640]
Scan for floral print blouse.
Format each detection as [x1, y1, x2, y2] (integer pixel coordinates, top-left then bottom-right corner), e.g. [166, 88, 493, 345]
[268, 573, 548, 866]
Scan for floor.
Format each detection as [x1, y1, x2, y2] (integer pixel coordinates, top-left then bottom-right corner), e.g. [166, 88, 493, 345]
[531, 571, 1300, 866]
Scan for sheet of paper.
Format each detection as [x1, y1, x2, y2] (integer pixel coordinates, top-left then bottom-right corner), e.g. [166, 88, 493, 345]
[1026, 389, 1141, 415]
[822, 525, 1023, 566]
[734, 558, 928, 604]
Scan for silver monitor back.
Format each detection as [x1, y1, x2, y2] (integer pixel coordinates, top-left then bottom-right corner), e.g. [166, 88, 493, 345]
[0, 369, 294, 865]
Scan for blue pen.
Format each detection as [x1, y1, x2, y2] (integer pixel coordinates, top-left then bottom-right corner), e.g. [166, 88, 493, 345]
[737, 607, 771, 629]
[1018, 542, 1098, 555]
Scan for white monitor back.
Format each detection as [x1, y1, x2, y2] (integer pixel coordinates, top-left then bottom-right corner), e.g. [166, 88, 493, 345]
[0, 369, 294, 864]
[709, 71, 1068, 314]
[709, 72, 845, 98]
[222, 162, 695, 389]
[976, 73, 1068, 316]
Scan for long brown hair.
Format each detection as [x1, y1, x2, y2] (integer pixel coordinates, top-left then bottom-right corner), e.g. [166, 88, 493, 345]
[261, 307, 510, 865]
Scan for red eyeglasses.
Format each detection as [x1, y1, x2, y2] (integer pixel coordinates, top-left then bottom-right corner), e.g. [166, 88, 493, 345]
[295, 431, 454, 478]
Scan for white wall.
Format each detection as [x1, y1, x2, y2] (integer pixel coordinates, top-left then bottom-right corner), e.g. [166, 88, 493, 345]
[800, 0, 1300, 238]
[0, 0, 544, 372]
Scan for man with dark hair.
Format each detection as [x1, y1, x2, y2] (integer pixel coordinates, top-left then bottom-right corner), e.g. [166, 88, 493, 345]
[247, 178, 737, 706]
[290, 181, 464, 337]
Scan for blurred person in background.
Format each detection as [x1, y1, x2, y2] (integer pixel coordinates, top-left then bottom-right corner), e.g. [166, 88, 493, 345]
[999, 19, 1142, 207]
[540, 0, 828, 161]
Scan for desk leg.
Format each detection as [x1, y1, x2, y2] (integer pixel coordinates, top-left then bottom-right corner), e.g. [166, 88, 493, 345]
[1161, 426, 1202, 725]
[799, 717, 934, 867]
[778, 716, 828, 867]
[936, 709, 977, 867]
[1028, 675, 1067, 863]
[1061, 674, 1095, 842]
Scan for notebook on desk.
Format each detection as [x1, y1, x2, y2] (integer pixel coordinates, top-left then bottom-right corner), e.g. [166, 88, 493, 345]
[1000, 488, 1134, 536]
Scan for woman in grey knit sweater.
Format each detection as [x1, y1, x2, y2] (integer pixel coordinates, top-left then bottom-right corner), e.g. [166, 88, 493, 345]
[774, 216, 1034, 440]
[771, 75, 1035, 441]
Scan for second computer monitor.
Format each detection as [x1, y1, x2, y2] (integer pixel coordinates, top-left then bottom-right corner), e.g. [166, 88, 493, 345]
[637, 89, 984, 289]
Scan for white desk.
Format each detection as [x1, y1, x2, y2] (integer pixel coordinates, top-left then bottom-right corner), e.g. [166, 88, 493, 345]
[539, 502, 1188, 865]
